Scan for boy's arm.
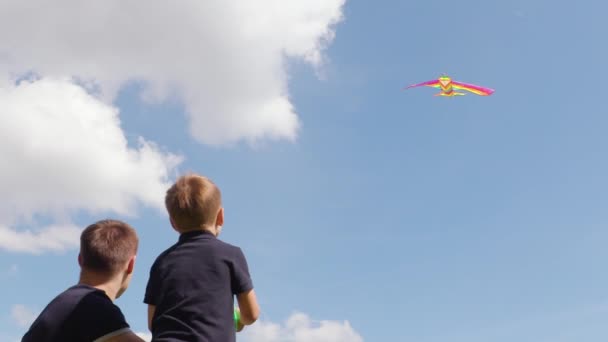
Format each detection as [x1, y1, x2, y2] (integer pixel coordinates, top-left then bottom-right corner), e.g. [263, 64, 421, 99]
[236, 289, 260, 325]
[144, 257, 161, 332]
[147, 305, 156, 332]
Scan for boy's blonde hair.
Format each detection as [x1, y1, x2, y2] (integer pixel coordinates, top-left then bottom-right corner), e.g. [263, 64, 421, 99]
[165, 173, 222, 232]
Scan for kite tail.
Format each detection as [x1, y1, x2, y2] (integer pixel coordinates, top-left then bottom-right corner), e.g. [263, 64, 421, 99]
[435, 92, 467, 97]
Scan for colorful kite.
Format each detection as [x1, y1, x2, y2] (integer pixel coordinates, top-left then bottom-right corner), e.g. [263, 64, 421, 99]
[404, 75, 494, 97]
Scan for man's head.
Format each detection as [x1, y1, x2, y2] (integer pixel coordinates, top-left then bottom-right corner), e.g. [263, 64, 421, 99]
[79, 220, 138, 298]
[165, 173, 224, 235]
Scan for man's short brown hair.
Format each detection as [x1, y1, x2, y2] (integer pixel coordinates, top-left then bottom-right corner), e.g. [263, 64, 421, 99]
[165, 173, 222, 232]
[80, 220, 138, 274]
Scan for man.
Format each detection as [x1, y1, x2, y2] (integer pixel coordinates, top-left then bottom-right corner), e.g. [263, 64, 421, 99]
[22, 219, 145, 342]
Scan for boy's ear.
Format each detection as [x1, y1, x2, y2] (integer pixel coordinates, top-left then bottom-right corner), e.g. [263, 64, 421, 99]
[216, 207, 224, 227]
[169, 217, 179, 232]
[77, 253, 83, 267]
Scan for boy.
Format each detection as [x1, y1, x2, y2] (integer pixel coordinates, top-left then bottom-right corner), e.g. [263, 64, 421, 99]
[22, 219, 144, 342]
[145, 173, 260, 341]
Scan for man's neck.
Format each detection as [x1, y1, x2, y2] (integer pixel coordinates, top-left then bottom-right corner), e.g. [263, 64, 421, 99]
[78, 271, 121, 301]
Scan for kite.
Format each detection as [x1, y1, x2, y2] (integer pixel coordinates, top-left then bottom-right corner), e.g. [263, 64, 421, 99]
[404, 74, 494, 97]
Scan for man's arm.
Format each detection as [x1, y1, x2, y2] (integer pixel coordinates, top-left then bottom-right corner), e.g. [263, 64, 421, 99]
[102, 330, 145, 342]
[147, 305, 156, 332]
[236, 289, 260, 325]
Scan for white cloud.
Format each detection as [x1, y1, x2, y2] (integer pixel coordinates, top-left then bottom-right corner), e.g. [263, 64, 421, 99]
[0, 1, 346, 253]
[11, 304, 38, 328]
[1, 264, 18, 278]
[0, 223, 80, 254]
[135, 331, 152, 342]
[241, 312, 364, 342]
[0, 78, 181, 218]
[0, 0, 346, 145]
[0, 77, 182, 254]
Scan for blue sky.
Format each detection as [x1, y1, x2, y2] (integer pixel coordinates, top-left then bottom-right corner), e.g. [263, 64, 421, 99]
[2, 0, 608, 341]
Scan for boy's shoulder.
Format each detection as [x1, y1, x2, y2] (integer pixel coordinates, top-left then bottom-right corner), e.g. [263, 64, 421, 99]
[151, 233, 246, 266]
[214, 239, 250, 261]
[214, 238, 242, 250]
[200, 237, 247, 259]
[151, 240, 181, 263]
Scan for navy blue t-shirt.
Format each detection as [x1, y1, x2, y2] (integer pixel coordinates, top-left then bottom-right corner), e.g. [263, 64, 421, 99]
[144, 230, 253, 342]
[22, 284, 131, 342]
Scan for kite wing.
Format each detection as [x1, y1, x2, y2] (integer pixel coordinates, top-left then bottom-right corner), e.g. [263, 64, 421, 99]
[451, 81, 495, 96]
[403, 79, 441, 90]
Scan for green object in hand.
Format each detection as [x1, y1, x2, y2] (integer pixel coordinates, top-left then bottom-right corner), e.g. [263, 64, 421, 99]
[234, 309, 241, 331]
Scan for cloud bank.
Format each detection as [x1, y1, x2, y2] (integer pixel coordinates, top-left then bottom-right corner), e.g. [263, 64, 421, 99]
[138, 312, 363, 342]
[241, 312, 364, 342]
[11, 304, 37, 328]
[0, 1, 346, 253]
[0, 223, 81, 254]
[0, 0, 346, 145]
[0, 78, 181, 254]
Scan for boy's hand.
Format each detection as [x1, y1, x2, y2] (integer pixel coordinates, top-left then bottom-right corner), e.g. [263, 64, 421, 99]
[236, 319, 245, 332]
[235, 308, 245, 332]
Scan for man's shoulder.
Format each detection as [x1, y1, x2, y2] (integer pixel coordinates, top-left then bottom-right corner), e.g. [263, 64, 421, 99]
[68, 287, 130, 340]
[76, 287, 115, 308]
[46, 285, 100, 310]
[63, 285, 122, 320]
[21, 285, 108, 342]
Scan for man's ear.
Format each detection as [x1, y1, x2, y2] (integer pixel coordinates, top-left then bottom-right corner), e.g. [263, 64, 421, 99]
[126, 255, 136, 275]
[78, 253, 83, 267]
[216, 207, 224, 227]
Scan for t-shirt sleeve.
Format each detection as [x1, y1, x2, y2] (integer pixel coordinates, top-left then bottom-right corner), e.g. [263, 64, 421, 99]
[71, 292, 131, 341]
[231, 247, 254, 295]
[144, 258, 161, 305]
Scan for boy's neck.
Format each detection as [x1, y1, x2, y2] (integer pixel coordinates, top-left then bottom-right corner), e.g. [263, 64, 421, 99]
[180, 225, 220, 237]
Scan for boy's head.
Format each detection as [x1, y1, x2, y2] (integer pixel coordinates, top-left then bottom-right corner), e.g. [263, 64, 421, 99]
[79, 219, 139, 297]
[165, 173, 223, 234]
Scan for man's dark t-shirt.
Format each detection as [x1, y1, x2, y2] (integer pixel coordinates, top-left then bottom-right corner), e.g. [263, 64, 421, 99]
[144, 230, 253, 342]
[22, 284, 131, 342]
